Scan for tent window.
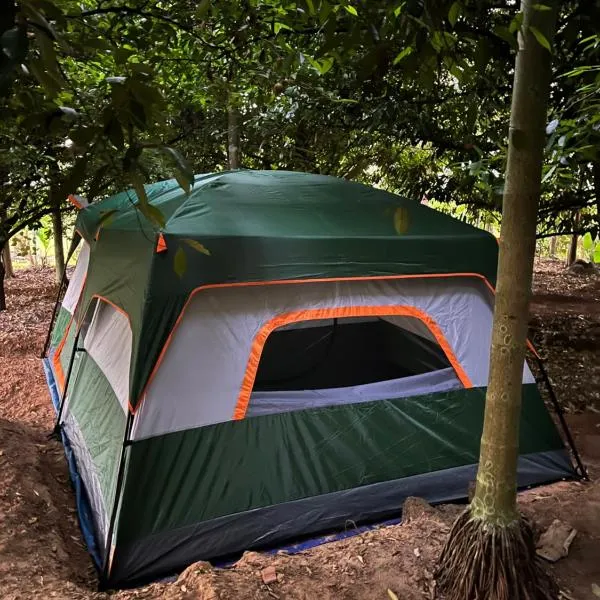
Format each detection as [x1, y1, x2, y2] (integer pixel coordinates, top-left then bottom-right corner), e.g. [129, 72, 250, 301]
[252, 315, 455, 394]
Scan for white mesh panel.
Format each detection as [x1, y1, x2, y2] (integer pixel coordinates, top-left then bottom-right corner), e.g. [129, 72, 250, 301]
[132, 277, 532, 440]
[62, 242, 90, 314]
[83, 301, 132, 413]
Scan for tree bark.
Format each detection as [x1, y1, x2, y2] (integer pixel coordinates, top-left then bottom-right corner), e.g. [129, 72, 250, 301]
[549, 235, 557, 258]
[0, 241, 6, 311]
[593, 161, 600, 231]
[567, 213, 579, 266]
[52, 204, 65, 284]
[2, 243, 14, 277]
[471, 0, 557, 525]
[436, 4, 559, 598]
[227, 106, 241, 169]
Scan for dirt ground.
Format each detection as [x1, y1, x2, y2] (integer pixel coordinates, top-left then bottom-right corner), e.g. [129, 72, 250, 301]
[0, 263, 599, 600]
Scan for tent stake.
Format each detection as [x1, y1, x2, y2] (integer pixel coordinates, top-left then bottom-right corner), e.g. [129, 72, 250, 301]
[533, 354, 588, 481]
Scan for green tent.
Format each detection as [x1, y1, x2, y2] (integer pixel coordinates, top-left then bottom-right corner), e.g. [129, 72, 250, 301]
[43, 170, 576, 588]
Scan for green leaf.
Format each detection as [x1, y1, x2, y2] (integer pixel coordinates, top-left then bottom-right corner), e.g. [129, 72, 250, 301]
[493, 26, 518, 50]
[142, 204, 166, 229]
[195, 0, 211, 18]
[274, 22, 292, 34]
[131, 173, 149, 206]
[448, 2, 461, 27]
[27, 57, 63, 96]
[97, 209, 119, 229]
[344, 5, 358, 16]
[594, 248, 600, 264]
[106, 119, 124, 150]
[69, 126, 96, 147]
[87, 164, 110, 200]
[529, 26, 551, 52]
[67, 157, 88, 192]
[532, 4, 552, 10]
[183, 238, 211, 256]
[393, 3, 405, 17]
[583, 232, 594, 251]
[22, 4, 57, 39]
[2, 27, 29, 63]
[160, 147, 194, 193]
[174, 246, 187, 278]
[128, 99, 147, 130]
[509, 12, 523, 34]
[393, 47, 413, 65]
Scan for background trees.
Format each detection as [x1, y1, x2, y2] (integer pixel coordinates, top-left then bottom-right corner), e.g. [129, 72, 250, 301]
[1, 0, 599, 310]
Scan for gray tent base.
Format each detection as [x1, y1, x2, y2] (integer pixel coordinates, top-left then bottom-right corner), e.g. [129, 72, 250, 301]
[106, 449, 574, 588]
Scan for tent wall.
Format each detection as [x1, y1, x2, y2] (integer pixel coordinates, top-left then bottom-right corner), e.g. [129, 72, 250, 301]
[110, 383, 574, 586]
[47, 242, 90, 385]
[132, 277, 534, 441]
[58, 300, 132, 560]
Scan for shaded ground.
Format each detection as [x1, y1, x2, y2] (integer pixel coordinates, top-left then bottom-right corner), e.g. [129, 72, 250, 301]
[0, 263, 599, 600]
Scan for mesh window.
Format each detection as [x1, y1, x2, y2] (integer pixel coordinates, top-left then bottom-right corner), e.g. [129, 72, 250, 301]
[253, 316, 452, 392]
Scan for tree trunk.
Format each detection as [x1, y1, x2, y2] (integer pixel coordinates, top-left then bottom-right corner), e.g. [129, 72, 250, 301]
[567, 212, 580, 266]
[227, 106, 241, 169]
[593, 161, 600, 231]
[2, 243, 14, 277]
[549, 235, 557, 258]
[52, 204, 65, 283]
[436, 2, 558, 599]
[0, 240, 6, 311]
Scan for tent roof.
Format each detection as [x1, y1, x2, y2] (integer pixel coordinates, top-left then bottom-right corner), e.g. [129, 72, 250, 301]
[73, 169, 500, 417]
[77, 169, 494, 247]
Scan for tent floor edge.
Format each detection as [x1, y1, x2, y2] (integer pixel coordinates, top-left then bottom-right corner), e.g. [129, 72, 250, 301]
[106, 448, 575, 588]
[101, 411, 134, 585]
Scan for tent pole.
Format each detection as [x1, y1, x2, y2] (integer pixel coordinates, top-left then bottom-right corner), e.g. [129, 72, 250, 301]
[41, 260, 71, 358]
[533, 354, 588, 480]
[51, 328, 82, 437]
[41, 233, 81, 359]
[100, 411, 134, 589]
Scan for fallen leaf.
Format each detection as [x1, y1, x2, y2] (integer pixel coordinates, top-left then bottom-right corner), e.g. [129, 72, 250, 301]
[536, 520, 577, 562]
[592, 583, 600, 597]
[387, 589, 399, 600]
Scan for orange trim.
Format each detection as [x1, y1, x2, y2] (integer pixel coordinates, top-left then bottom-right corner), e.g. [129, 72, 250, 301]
[156, 233, 167, 253]
[526, 339, 541, 360]
[68, 194, 84, 210]
[134, 273, 489, 412]
[53, 315, 73, 392]
[232, 306, 473, 420]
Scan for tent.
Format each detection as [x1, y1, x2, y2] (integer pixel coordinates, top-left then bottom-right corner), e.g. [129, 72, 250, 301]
[42, 170, 577, 588]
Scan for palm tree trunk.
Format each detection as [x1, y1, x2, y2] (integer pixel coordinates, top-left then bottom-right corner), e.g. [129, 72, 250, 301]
[436, 1, 559, 598]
